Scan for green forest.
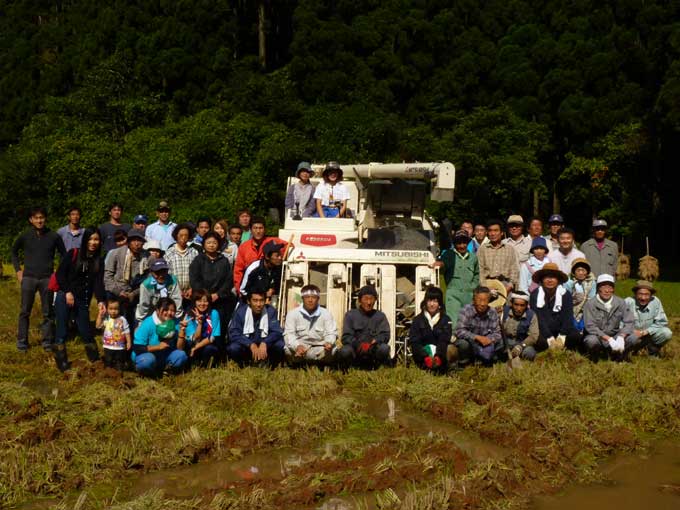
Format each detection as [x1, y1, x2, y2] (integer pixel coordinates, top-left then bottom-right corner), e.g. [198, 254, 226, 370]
[1, 0, 679, 257]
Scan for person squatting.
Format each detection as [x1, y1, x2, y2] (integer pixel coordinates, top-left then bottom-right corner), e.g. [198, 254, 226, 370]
[10, 164, 672, 376]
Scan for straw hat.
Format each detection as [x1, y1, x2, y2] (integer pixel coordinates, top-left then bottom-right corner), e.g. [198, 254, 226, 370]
[484, 279, 508, 309]
[532, 262, 568, 284]
[570, 257, 591, 274]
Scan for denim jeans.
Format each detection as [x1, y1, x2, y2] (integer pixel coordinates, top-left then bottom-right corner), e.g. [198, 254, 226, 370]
[54, 291, 95, 345]
[17, 276, 54, 348]
[135, 349, 188, 376]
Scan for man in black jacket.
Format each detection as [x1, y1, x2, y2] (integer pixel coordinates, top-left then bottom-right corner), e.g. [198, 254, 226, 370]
[338, 286, 392, 369]
[240, 241, 284, 305]
[11, 207, 66, 351]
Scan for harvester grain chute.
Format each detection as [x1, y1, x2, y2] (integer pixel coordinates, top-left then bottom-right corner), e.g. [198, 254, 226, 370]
[277, 162, 455, 362]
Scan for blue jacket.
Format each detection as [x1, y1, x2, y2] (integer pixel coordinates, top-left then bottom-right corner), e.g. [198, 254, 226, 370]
[228, 304, 283, 347]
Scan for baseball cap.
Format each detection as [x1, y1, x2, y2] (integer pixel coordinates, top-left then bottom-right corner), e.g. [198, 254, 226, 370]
[126, 228, 146, 242]
[149, 258, 169, 272]
[263, 240, 285, 256]
[157, 200, 170, 211]
[592, 219, 608, 228]
[548, 214, 564, 224]
[134, 214, 148, 224]
[596, 274, 616, 286]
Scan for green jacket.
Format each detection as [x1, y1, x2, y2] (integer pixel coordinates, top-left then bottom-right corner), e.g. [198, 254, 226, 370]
[440, 249, 479, 324]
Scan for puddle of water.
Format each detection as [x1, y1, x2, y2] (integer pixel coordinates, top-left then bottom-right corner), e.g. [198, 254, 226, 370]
[363, 396, 506, 460]
[132, 447, 315, 497]
[534, 442, 680, 510]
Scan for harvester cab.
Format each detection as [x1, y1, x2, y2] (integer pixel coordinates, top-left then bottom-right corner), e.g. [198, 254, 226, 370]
[278, 162, 455, 362]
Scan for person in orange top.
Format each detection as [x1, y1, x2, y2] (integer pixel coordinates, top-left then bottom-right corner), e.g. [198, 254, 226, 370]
[232, 216, 289, 295]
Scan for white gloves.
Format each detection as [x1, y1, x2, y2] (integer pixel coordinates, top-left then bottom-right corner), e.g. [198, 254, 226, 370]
[547, 335, 566, 351]
[609, 335, 625, 353]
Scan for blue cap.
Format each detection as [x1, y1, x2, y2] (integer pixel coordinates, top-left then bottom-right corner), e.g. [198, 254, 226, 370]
[548, 214, 564, 224]
[530, 237, 548, 253]
[149, 258, 169, 272]
[134, 214, 148, 224]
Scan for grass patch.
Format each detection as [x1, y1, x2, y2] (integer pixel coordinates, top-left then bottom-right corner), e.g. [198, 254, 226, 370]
[1, 268, 680, 509]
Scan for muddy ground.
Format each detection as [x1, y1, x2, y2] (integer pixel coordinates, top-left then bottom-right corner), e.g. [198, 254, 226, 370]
[2, 294, 680, 508]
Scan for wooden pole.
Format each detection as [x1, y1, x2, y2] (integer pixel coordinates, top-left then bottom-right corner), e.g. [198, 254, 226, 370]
[258, 1, 267, 69]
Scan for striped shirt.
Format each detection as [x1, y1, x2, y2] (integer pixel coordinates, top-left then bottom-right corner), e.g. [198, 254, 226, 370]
[164, 245, 199, 290]
[477, 242, 520, 289]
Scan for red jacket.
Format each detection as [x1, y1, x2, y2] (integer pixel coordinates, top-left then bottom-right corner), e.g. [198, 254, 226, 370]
[233, 236, 287, 294]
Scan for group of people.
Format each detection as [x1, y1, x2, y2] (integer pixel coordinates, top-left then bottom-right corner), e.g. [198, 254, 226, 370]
[10, 201, 392, 375]
[428, 214, 671, 369]
[10, 196, 672, 377]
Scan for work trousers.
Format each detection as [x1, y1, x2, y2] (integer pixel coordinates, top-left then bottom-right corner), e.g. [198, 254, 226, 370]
[583, 334, 642, 360]
[190, 343, 220, 368]
[285, 344, 337, 366]
[226, 340, 285, 367]
[54, 292, 95, 345]
[17, 276, 53, 349]
[337, 343, 391, 369]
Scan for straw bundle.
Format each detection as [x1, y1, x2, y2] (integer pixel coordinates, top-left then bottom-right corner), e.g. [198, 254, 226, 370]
[616, 236, 630, 280]
[616, 254, 631, 280]
[638, 237, 660, 282]
[638, 255, 659, 281]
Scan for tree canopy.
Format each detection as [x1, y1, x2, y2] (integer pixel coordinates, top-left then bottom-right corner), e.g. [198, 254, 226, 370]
[1, 0, 679, 258]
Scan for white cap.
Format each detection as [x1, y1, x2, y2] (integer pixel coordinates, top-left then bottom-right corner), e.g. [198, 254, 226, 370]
[143, 239, 162, 251]
[596, 274, 615, 286]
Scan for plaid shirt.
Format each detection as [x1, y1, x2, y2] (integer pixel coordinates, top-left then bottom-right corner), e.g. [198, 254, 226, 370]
[164, 245, 199, 290]
[455, 304, 502, 344]
[477, 242, 519, 289]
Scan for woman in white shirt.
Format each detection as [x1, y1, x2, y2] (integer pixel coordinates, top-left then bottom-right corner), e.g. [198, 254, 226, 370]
[313, 162, 350, 218]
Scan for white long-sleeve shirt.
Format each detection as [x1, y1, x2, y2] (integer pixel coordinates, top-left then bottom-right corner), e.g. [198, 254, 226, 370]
[284, 305, 337, 350]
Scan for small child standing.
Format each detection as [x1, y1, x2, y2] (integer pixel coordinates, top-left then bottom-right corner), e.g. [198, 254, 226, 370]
[564, 258, 596, 332]
[96, 298, 131, 370]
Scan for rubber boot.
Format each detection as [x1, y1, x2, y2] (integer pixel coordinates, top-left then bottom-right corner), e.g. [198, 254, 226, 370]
[53, 345, 70, 372]
[84, 343, 100, 362]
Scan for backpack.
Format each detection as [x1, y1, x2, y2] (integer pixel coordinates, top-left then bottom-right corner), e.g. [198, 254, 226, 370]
[47, 249, 79, 292]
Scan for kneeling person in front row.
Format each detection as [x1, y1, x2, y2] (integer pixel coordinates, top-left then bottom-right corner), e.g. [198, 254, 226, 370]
[409, 286, 454, 373]
[227, 286, 284, 367]
[583, 274, 636, 361]
[625, 280, 673, 357]
[284, 284, 338, 366]
[502, 291, 540, 361]
[132, 297, 189, 376]
[338, 286, 392, 368]
[454, 286, 502, 366]
[529, 263, 582, 352]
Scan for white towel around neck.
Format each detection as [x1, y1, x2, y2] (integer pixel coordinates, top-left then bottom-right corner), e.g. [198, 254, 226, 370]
[536, 286, 566, 312]
[243, 307, 269, 338]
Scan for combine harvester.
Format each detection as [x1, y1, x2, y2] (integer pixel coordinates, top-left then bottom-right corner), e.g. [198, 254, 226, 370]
[278, 162, 455, 362]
